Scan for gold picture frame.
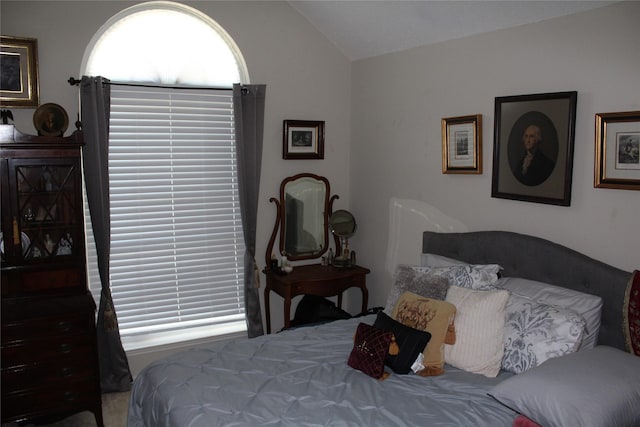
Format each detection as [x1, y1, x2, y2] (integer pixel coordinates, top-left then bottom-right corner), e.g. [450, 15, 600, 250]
[283, 120, 324, 160]
[595, 111, 640, 191]
[441, 114, 482, 174]
[0, 36, 40, 108]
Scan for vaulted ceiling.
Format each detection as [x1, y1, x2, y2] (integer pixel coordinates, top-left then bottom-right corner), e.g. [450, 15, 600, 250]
[288, 1, 617, 60]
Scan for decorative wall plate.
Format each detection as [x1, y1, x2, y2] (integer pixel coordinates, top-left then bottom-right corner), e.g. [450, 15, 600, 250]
[33, 102, 68, 136]
[0, 231, 30, 256]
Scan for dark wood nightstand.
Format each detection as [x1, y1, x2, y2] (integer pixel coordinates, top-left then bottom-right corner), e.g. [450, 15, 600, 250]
[263, 264, 370, 333]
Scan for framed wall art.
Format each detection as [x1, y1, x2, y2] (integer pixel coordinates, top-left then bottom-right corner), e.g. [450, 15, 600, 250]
[0, 36, 39, 107]
[491, 91, 577, 206]
[283, 120, 324, 160]
[594, 111, 640, 191]
[441, 114, 482, 174]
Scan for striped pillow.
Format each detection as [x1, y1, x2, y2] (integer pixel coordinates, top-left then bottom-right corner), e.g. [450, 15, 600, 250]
[444, 286, 509, 377]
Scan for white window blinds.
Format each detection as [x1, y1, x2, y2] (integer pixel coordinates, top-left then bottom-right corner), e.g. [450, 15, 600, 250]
[87, 85, 246, 350]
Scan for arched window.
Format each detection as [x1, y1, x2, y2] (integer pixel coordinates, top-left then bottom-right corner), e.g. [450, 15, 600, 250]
[82, 1, 249, 350]
[82, 1, 248, 86]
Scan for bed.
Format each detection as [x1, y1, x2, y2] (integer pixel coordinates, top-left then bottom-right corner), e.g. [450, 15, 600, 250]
[128, 231, 639, 427]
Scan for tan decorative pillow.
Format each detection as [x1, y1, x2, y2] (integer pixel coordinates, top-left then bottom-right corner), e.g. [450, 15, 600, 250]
[392, 291, 456, 375]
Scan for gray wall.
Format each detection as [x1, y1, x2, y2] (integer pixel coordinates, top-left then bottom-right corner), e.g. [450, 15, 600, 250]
[350, 2, 640, 311]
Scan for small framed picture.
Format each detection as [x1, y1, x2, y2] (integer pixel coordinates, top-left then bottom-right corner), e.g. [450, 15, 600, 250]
[1, 36, 39, 107]
[492, 91, 577, 206]
[595, 111, 640, 191]
[283, 120, 324, 160]
[441, 114, 482, 174]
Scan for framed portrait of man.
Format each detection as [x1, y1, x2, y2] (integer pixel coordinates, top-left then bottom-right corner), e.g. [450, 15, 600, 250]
[491, 91, 577, 206]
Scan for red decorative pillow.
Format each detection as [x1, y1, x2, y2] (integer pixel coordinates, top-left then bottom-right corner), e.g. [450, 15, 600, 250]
[624, 270, 640, 356]
[348, 323, 393, 379]
[513, 415, 542, 427]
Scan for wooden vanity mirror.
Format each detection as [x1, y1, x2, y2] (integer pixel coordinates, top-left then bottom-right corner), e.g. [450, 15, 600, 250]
[265, 173, 339, 267]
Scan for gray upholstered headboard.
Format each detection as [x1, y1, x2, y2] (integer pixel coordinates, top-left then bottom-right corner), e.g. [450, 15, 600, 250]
[422, 231, 631, 351]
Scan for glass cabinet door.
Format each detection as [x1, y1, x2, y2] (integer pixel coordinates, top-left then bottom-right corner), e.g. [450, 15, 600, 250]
[5, 158, 83, 264]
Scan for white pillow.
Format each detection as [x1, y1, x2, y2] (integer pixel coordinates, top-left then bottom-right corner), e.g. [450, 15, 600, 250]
[502, 294, 586, 373]
[413, 265, 501, 291]
[496, 277, 603, 349]
[444, 286, 509, 377]
[420, 253, 468, 267]
[490, 346, 640, 427]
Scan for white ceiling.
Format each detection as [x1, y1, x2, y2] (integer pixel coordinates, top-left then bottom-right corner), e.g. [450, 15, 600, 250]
[288, 1, 617, 60]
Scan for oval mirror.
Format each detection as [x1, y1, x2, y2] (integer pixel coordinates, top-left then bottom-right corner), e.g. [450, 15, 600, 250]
[280, 174, 330, 260]
[329, 210, 356, 267]
[328, 210, 356, 238]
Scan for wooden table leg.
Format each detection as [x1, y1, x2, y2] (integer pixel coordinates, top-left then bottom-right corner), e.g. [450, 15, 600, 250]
[264, 286, 272, 334]
[361, 285, 368, 314]
[283, 293, 292, 330]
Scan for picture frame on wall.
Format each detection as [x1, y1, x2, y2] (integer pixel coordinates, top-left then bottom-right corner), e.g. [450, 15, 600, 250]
[0, 36, 39, 107]
[283, 120, 324, 160]
[441, 114, 482, 174]
[594, 111, 640, 191]
[491, 91, 577, 206]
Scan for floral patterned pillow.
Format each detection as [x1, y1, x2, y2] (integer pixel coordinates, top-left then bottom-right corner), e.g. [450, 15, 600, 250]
[412, 265, 501, 291]
[502, 294, 586, 374]
[384, 265, 451, 315]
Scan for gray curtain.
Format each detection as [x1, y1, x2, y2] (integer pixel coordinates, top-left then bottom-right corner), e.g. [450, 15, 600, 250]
[233, 84, 266, 338]
[80, 76, 133, 392]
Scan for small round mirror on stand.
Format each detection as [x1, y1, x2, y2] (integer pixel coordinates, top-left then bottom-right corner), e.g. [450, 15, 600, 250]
[328, 210, 357, 268]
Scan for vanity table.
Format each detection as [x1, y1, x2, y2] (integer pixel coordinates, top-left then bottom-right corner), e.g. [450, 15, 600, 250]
[264, 173, 369, 333]
[264, 264, 369, 333]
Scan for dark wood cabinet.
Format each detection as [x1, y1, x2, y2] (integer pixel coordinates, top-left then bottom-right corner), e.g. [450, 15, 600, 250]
[1, 124, 104, 426]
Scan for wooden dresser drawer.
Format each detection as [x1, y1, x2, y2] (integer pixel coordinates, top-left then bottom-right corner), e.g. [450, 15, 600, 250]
[2, 333, 95, 367]
[21, 268, 84, 292]
[2, 312, 93, 343]
[1, 379, 99, 422]
[2, 355, 97, 393]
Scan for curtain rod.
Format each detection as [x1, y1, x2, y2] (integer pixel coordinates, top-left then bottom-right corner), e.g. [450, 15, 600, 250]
[68, 77, 234, 91]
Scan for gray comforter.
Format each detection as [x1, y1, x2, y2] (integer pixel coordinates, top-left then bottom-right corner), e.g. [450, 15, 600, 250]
[128, 315, 517, 426]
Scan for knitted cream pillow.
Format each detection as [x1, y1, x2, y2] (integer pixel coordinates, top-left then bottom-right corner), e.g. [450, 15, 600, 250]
[444, 286, 509, 378]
